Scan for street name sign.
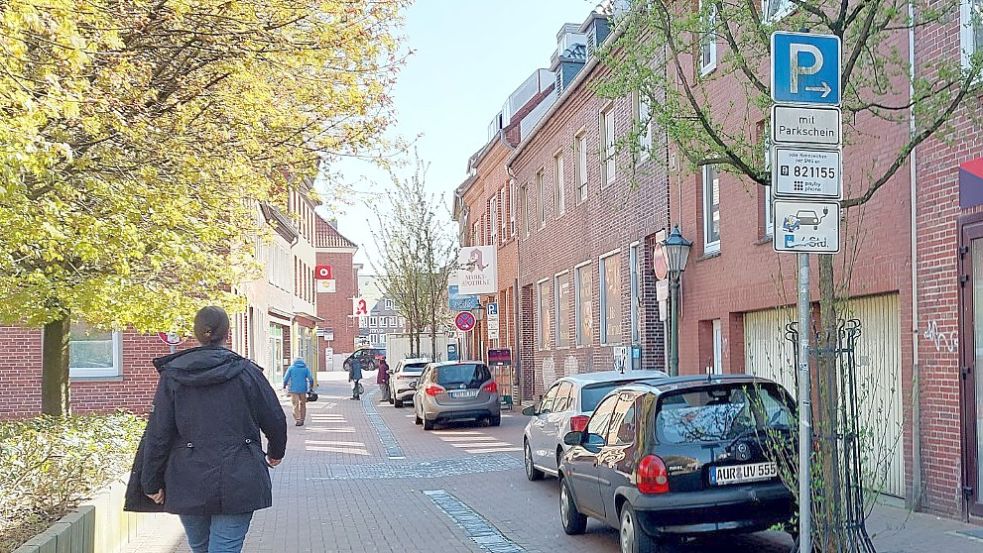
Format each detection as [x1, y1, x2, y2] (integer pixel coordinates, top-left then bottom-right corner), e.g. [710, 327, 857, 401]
[773, 200, 841, 253]
[772, 146, 842, 199]
[771, 105, 841, 146]
[771, 32, 841, 106]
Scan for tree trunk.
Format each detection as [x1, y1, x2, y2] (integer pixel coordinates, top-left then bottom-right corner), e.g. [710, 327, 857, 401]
[42, 314, 72, 416]
[817, 254, 844, 550]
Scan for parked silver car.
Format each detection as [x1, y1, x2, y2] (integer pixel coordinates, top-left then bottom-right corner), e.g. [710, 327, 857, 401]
[413, 361, 501, 430]
[522, 370, 667, 481]
[388, 357, 430, 408]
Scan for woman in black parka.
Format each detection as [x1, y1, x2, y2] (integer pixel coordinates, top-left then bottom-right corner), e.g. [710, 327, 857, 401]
[140, 306, 288, 553]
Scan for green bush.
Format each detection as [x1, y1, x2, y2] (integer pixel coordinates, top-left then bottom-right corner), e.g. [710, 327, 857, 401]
[0, 412, 145, 552]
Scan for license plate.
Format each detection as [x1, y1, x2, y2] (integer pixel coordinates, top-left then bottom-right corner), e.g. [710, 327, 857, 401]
[450, 390, 478, 399]
[710, 462, 778, 486]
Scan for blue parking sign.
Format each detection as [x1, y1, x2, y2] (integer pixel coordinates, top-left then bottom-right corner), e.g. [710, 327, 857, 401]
[771, 32, 841, 106]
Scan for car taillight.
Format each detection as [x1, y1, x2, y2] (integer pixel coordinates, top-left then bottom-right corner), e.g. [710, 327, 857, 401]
[569, 415, 589, 433]
[482, 381, 498, 394]
[637, 455, 670, 494]
[425, 385, 445, 397]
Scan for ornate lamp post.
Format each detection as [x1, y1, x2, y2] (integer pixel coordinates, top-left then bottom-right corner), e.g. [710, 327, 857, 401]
[663, 225, 692, 376]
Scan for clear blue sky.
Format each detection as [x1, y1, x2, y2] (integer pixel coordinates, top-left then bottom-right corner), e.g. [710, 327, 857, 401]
[324, 0, 595, 269]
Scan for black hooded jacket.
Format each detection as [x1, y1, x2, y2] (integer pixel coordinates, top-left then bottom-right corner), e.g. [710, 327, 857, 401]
[139, 346, 288, 515]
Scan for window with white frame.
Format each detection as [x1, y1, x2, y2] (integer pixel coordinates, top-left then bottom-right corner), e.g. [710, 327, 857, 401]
[703, 165, 721, 253]
[629, 243, 641, 343]
[490, 196, 498, 244]
[700, 0, 718, 75]
[576, 130, 588, 202]
[601, 106, 616, 186]
[370, 316, 378, 328]
[70, 321, 122, 379]
[555, 272, 570, 347]
[500, 188, 508, 241]
[554, 152, 566, 216]
[599, 252, 622, 345]
[389, 316, 397, 327]
[537, 170, 546, 227]
[522, 184, 531, 237]
[961, 0, 983, 70]
[763, 0, 793, 22]
[386, 299, 395, 310]
[575, 263, 593, 346]
[636, 93, 653, 160]
[537, 280, 551, 350]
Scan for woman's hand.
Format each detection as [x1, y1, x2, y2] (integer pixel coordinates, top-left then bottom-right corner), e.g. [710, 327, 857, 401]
[147, 489, 165, 504]
[267, 457, 282, 468]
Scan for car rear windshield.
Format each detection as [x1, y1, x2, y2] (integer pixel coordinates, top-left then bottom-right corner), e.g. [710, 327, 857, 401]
[580, 382, 635, 412]
[655, 384, 793, 445]
[435, 364, 491, 388]
[402, 363, 427, 373]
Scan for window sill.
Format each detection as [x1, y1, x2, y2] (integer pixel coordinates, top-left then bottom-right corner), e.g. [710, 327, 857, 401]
[700, 63, 717, 77]
[697, 250, 722, 262]
[755, 235, 773, 246]
[70, 375, 124, 383]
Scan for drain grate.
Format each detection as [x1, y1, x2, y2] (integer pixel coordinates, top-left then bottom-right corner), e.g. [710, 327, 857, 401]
[424, 489, 527, 553]
[361, 389, 405, 458]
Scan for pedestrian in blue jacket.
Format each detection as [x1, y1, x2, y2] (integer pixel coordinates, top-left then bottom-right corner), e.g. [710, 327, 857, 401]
[283, 358, 314, 426]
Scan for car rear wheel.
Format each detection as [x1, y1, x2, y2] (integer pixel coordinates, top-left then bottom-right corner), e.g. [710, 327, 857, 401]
[489, 415, 501, 427]
[559, 478, 587, 535]
[394, 398, 404, 408]
[620, 503, 658, 553]
[423, 418, 435, 431]
[524, 442, 544, 481]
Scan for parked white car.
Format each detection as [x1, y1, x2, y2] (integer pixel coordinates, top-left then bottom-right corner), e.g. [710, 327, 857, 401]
[389, 357, 431, 408]
[522, 370, 667, 481]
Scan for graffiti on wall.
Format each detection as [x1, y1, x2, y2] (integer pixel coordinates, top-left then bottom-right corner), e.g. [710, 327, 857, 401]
[923, 320, 958, 354]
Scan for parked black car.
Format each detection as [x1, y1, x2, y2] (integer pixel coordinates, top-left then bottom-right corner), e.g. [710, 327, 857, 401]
[343, 347, 385, 373]
[557, 375, 796, 553]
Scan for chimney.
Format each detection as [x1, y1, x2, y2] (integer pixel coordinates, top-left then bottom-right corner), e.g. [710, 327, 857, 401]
[550, 24, 588, 94]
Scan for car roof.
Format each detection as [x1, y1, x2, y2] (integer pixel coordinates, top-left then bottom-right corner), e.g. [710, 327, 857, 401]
[429, 360, 486, 367]
[617, 374, 782, 395]
[398, 358, 431, 364]
[553, 370, 669, 387]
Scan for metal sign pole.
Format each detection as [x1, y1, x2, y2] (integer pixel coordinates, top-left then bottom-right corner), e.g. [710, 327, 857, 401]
[797, 252, 812, 553]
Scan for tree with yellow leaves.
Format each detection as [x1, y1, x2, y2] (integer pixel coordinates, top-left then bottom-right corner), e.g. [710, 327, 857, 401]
[0, 0, 407, 415]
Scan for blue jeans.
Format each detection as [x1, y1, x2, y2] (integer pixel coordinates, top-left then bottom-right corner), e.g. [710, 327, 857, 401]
[179, 513, 254, 553]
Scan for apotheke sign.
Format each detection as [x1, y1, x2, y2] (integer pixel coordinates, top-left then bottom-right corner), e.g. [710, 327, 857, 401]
[771, 105, 841, 146]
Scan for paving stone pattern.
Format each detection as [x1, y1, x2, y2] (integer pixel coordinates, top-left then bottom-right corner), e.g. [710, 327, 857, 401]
[119, 372, 983, 553]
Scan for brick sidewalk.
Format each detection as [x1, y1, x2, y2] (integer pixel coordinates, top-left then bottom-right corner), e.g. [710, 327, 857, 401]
[120, 372, 983, 553]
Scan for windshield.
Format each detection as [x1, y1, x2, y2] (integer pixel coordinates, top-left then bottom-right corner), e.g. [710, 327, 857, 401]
[655, 384, 793, 445]
[435, 364, 491, 388]
[401, 363, 428, 374]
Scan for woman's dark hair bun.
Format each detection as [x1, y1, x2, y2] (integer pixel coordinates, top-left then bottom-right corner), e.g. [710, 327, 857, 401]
[194, 306, 230, 346]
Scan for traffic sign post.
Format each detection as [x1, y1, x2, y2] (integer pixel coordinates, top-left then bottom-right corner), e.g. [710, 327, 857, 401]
[771, 30, 843, 553]
[454, 311, 476, 333]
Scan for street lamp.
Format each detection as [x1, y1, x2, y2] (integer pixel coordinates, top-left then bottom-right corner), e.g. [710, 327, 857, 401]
[663, 225, 692, 376]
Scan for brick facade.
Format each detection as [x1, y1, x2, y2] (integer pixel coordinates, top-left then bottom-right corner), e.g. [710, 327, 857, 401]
[314, 217, 360, 370]
[913, 6, 983, 518]
[510, 22, 669, 401]
[0, 327, 193, 418]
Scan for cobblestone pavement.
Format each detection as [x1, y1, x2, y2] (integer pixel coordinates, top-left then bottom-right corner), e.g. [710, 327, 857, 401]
[121, 371, 982, 553]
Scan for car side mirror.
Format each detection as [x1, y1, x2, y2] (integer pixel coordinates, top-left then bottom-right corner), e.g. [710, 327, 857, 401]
[522, 405, 537, 417]
[563, 431, 584, 447]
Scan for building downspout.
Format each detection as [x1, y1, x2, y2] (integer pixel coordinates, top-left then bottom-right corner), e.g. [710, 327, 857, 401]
[507, 163, 523, 404]
[908, 0, 923, 512]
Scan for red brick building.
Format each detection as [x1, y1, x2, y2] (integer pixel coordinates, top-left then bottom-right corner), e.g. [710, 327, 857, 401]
[314, 217, 360, 372]
[510, 13, 669, 401]
[913, 2, 983, 519]
[452, 67, 555, 374]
